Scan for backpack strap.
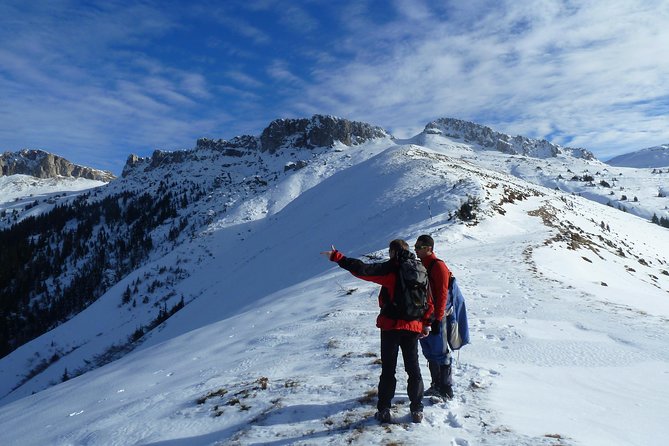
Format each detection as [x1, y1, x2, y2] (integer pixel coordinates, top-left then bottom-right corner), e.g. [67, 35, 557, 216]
[427, 259, 452, 286]
[426, 258, 441, 275]
[428, 259, 454, 309]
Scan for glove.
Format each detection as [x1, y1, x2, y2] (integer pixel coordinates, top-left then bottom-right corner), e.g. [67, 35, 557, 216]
[431, 319, 441, 335]
[330, 250, 344, 262]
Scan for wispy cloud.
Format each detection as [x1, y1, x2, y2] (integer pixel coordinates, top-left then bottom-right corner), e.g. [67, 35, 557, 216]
[0, 1, 220, 171]
[1, 0, 668, 172]
[291, 0, 669, 156]
[267, 60, 304, 86]
[225, 70, 265, 89]
[278, 4, 319, 33]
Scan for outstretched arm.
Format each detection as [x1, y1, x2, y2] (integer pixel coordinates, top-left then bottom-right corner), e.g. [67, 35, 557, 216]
[321, 246, 394, 287]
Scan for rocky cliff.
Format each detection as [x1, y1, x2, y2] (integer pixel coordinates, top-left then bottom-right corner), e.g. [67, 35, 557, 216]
[122, 115, 391, 176]
[0, 149, 116, 181]
[259, 114, 389, 153]
[423, 118, 595, 160]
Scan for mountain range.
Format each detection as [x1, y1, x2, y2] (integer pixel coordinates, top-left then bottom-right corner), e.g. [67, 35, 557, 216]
[0, 115, 667, 445]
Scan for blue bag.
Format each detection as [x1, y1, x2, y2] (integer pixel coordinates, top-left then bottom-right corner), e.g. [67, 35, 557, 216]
[445, 276, 469, 350]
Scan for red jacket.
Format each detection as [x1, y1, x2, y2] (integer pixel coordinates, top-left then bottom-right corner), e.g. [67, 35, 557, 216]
[421, 253, 451, 322]
[330, 250, 433, 333]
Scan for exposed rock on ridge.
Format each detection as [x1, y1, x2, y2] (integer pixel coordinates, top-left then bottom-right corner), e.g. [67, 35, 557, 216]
[259, 115, 389, 153]
[121, 115, 601, 178]
[194, 115, 389, 155]
[1, 149, 116, 181]
[122, 115, 390, 176]
[424, 118, 595, 160]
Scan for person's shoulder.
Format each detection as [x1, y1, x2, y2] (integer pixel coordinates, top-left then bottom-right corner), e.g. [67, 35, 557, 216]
[433, 256, 450, 271]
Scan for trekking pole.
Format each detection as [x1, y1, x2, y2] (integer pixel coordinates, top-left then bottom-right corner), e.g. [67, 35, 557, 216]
[336, 281, 357, 295]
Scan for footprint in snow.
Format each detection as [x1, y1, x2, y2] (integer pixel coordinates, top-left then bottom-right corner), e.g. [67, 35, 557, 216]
[446, 411, 462, 428]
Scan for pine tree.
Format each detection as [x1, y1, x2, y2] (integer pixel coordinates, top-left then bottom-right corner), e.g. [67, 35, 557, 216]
[122, 285, 132, 305]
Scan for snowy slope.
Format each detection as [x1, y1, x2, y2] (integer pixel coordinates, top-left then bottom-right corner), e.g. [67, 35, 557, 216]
[416, 131, 669, 223]
[0, 174, 106, 226]
[0, 136, 395, 401]
[1, 140, 668, 445]
[607, 144, 669, 168]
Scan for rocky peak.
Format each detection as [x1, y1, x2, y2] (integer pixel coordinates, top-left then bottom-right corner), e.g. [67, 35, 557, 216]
[121, 115, 390, 176]
[196, 135, 259, 155]
[0, 149, 116, 181]
[424, 118, 594, 160]
[259, 115, 389, 154]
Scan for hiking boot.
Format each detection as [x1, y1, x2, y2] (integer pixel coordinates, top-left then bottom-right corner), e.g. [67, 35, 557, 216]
[439, 364, 454, 400]
[439, 384, 454, 400]
[424, 386, 440, 397]
[375, 408, 392, 423]
[411, 411, 424, 423]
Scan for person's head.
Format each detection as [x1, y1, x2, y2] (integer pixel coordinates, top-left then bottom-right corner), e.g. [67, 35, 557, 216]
[414, 234, 434, 259]
[388, 239, 409, 258]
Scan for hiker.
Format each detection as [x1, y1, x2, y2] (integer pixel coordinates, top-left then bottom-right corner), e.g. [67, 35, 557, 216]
[321, 239, 433, 424]
[414, 234, 454, 400]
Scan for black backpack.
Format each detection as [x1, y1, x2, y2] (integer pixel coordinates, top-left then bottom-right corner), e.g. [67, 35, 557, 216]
[383, 252, 429, 321]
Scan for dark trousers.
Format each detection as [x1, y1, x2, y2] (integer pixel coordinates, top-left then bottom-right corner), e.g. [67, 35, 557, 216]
[378, 329, 424, 412]
[419, 319, 453, 389]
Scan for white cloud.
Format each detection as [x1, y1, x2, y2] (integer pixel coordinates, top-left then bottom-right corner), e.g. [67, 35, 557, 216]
[180, 73, 210, 99]
[225, 70, 265, 89]
[292, 0, 669, 155]
[0, 1, 224, 170]
[392, 0, 433, 22]
[267, 60, 304, 86]
[278, 4, 319, 33]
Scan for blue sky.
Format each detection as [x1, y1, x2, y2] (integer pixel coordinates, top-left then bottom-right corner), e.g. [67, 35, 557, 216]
[1, 0, 668, 174]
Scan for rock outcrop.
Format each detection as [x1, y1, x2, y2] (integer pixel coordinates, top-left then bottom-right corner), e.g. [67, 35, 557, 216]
[259, 115, 389, 153]
[121, 115, 391, 176]
[1, 149, 116, 181]
[423, 118, 595, 160]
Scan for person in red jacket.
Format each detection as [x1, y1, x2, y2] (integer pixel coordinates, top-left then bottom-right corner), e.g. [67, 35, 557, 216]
[322, 239, 433, 424]
[414, 234, 454, 400]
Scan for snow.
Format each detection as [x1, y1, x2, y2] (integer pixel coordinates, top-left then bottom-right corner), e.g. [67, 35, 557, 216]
[1, 136, 669, 445]
[0, 174, 107, 229]
[607, 144, 669, 168]
[0, 174, 106, 204]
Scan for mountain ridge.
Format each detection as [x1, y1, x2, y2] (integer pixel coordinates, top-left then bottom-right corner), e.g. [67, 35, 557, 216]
[0, 149, 115, 182]
[4, 116, 664, 182]
[420, 117, 595, 160]
[121, 115, 595, 178]
[606, 143, 669, 168]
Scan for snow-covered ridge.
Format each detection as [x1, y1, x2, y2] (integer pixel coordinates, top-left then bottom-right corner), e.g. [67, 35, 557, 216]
[0, 175, 106, 207]
[422, 117, 595, 160]
[0, 149, 115, 181]
[122, 114, 389, 177]
[606, 143, 669, 168]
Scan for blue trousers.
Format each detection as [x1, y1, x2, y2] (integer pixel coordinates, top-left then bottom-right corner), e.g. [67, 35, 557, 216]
[419, 320, 452, 366]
